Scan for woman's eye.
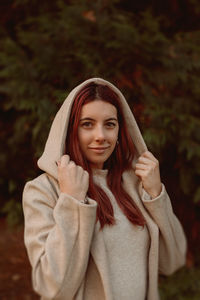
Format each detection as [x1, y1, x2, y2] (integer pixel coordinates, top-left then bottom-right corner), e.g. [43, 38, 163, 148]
[81, 122, 93, 128]
[106, 122, 116, 128]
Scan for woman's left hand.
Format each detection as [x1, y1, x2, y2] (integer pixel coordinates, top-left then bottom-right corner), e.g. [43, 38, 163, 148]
[135, 151, 162, 199]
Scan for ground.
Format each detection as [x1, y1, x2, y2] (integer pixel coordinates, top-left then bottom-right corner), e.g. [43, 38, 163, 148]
[0, 218, 39, 299]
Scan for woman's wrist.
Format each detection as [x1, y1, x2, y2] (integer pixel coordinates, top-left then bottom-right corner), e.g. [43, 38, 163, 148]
[60, 190, 86, 202]
[146, 184, 162, 199]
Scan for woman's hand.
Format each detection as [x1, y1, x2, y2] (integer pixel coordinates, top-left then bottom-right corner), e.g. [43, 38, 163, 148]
[135, 151, 162, 199]
[57, 155, 89, 202]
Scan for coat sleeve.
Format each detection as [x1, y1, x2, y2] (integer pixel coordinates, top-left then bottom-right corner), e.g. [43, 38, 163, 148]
[141, 184, 187, 275]
[22, 174, 97, 299]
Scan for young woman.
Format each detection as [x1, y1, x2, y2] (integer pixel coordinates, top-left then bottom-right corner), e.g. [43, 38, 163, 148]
[23, 78, 187, 300]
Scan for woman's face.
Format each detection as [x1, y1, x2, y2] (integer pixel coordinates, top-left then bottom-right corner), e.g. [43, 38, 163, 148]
[78, 100, 119, 169]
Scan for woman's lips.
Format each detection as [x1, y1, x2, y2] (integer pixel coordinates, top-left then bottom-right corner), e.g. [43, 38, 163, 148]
[88, 147, 109, 154]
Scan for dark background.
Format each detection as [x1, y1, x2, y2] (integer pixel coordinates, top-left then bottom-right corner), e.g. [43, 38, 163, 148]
[0, 0, 200, 298]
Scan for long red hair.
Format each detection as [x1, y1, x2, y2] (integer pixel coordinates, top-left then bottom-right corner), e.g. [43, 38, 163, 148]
[66, 82, 146, 228]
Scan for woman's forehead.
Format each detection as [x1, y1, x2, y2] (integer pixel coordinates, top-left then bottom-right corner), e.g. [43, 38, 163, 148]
[80, 100, 118, 119]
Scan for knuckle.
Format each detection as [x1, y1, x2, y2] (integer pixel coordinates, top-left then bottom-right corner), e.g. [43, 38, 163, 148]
[84, 170, 89, 177]
[60, 155, 65, 160]
[147, 165, 151, 171]
[153, 162, 158, 169]
[68, 162, 75, 169]
[152, 162, 156, 169]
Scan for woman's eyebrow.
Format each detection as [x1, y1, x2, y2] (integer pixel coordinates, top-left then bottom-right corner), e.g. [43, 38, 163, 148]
[80, 117, 118, 121]
[105, 117, 118, 121]
[80, 117, 94, 121]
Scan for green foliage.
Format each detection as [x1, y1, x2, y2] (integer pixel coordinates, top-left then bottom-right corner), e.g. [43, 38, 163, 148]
[159, 266, 200, 299]
[2, 198, 23, 227]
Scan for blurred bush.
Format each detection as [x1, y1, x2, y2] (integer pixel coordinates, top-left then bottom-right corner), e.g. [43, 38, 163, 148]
[159, 266, 200, 299]
[0, 0, 200, 263]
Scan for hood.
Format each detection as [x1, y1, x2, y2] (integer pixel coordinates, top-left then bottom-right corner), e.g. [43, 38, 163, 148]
[37, 78, 147, 179]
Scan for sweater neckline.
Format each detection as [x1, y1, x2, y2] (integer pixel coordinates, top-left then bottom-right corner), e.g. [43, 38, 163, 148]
[92, 168, 108, 178]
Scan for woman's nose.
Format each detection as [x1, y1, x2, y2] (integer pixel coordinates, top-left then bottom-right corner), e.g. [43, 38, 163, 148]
[94, 126, 106, 142]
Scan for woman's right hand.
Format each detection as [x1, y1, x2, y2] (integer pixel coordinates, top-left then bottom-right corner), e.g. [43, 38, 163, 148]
[57, 155, 89, 202]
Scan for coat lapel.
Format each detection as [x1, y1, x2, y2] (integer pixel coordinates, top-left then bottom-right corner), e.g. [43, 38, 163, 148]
[90, 221, 114, 300]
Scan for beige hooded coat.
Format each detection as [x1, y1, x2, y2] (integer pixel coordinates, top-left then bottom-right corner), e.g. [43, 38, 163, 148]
[23, 78, 187, 300]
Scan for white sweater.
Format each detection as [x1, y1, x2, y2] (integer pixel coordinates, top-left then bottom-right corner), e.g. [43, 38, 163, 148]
[93, 170, 150, 300]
